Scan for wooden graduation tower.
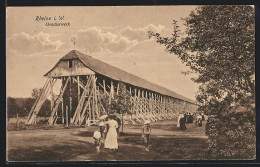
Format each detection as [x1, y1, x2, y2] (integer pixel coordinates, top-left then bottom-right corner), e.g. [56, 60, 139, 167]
[26, 50, 198, 126]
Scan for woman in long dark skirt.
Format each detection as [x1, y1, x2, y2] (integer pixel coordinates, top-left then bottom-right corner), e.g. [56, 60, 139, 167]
[180, 117, 187, 131]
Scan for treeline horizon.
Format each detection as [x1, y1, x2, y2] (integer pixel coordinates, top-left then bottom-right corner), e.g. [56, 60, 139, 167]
[7, 97, 51, 119]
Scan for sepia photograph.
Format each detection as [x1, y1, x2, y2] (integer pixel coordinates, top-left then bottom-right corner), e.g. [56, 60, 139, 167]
[6, 5, 255, 161]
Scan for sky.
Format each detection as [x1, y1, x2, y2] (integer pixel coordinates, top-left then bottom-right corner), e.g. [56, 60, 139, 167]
[6, 6, 199, 100]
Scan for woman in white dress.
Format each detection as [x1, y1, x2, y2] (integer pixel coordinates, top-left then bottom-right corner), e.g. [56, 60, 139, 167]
[104, 118, 119, 150]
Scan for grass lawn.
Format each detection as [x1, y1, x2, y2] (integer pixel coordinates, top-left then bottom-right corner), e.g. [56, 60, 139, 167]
[7, 119, 209, 161]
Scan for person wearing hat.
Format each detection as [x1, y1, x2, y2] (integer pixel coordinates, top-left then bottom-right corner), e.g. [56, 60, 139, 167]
[98, 117, 106, 139]
[93, 129, 102, 153]
[142, 120, 151, 151]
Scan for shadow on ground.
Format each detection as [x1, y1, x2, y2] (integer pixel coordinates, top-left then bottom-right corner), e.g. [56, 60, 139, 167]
[7, 119, 209, 161]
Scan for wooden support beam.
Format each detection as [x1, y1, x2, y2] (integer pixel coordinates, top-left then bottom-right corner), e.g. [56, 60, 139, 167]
[79, 90, 93, 125]
[77, 76, 80, 101]
[69, 77, 72, 125]
[62, 97, 64, 124]
[97, 81, 109, 96]
[71, 75, 93, 124]
[48, 77, 70, 125]
[50, 77, 54, 111]
[116, 82, 119, 95]
[61, 77, 64, 124]
[92, 77, 95, 121]
[109, 80, 114, 104]
[66, 106, 68, 127]
[26, 77, 51, 124]
[93, 77, 99, 119]
[103, 79, 106, 92]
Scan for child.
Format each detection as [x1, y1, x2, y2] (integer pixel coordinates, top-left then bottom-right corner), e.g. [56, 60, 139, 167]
[142, 120, 151, 151]
[98, 119, 106, 139]
[93, 129, 102, 153]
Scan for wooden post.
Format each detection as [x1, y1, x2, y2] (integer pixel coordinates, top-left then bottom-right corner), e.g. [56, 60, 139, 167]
[134, 88, 137, 116]
[66, 106, 68, 127]
[89, 100, 91, 123]
[50, 78, 53, 112]
[16, 112, 19, 128]
[94, 77, 99, 119]
[61, 77, 64, 124]
[77, 76, 80, 101]
[92, 77, 95, 121]
[69, 76, 72, 125]
[61, 98, 64, 124]
[103, 79, 106, 93]
[138, 89, 141, 115]
[109, 80, 114, 104]
[116, 82, 119, 95]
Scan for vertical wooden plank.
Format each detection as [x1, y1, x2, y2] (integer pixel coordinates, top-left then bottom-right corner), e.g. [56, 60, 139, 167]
[62, 98, 64, 124]
[111, 80, 114, 98]
[50, 78, 53, 112]
[89, 100, 91, 123]
[77, 76, 80, 101]
[103, 79, 106, 93]
[116, 82, 119, 95]
[69, 76, 72, 125]
[134, 88, 137, 116]
[138, 89, 141, 115]
[94, 77, 99, 119]
[61, 77, 64, 124]
[66, 106, 68, 127]
[109, 80, 114, 104]
[92, 77, 95, 121]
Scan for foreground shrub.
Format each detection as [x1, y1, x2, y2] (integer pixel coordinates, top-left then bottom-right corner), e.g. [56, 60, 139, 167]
[205, 111, 255, 159]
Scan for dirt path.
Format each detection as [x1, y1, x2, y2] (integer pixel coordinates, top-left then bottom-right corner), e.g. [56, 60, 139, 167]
[7, 119, 208, 161]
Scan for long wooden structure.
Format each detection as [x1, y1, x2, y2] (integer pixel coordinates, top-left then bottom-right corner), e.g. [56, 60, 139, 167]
[26, 50, 198, 126]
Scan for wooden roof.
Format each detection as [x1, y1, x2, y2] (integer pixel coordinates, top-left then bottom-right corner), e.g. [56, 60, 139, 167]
[45, 50, 196, 104]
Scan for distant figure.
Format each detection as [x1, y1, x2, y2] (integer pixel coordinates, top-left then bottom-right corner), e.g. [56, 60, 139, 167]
[177, 113, 183, 127]
[202, 113, 205, 121]
[104, 118, 119, 150]
[196, 114, 202, 127]
[93, 129, 102, 153]
[186, 112, 193, 124]
[198, 117, 202, 127]
[180, 117, 187, 131]
[142, 120, 151, 151]
[184, 112, 187, 123]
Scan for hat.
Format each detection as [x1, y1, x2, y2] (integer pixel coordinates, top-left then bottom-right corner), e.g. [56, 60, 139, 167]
[144, 120, 151, 124]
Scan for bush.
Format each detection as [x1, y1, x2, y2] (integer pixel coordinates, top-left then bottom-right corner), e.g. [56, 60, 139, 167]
[205, 111, 255, 159]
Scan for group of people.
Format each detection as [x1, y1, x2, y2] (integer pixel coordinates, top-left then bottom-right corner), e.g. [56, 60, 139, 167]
[93, 114, 120, 153]
[93, 114, 151, 153]
[177, 112, 206, 130]
[93, 111, 206, 153]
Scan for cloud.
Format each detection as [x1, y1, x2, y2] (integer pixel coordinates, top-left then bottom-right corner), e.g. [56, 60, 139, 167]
[120, 24, 166, 42]
[73, 24, 166, 53]
[73, 27, 137, 53]
[7, 32, 62, 55]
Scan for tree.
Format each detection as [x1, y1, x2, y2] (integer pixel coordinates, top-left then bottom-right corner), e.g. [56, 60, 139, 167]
[7, 97, 19, 120]
[100, 82, 132, 132]
[148, 5, 255, 114]
[31, 88, 51, 119]
[31, 88, 43, 99]
[149, 5, 255, 159]
[112, 82, 132, 132]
